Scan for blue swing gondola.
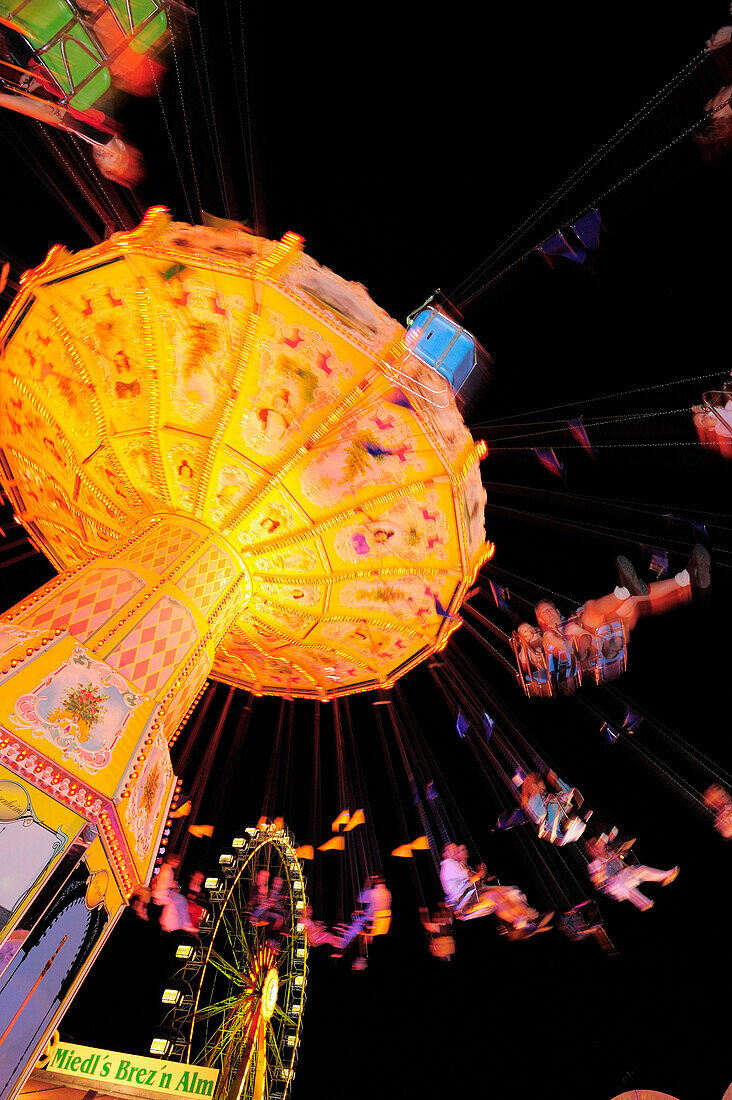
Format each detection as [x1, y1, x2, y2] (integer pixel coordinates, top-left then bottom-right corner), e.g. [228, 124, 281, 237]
[403, 298, 492, 403]
[406, 307, 480, 392]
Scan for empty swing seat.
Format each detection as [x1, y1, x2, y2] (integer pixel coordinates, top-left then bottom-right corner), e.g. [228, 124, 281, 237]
[558, 900, 604, 940]
[405, 306, 490, 395]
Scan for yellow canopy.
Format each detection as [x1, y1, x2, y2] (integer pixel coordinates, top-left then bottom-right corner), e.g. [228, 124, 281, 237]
[0, 209, 491, 699]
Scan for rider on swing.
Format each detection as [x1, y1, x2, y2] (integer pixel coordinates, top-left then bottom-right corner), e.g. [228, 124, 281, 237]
[439, 843, 553, 937]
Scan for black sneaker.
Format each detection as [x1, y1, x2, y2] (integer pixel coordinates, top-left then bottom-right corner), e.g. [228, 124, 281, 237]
[615, 556, 649, 597]
[687, 544, 710, 592]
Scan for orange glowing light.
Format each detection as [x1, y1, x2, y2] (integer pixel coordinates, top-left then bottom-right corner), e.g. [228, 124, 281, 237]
[0, 209, 490, 699]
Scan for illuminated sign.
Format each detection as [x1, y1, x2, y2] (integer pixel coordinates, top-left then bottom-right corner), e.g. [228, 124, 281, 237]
[41, 1043, 219, 1098]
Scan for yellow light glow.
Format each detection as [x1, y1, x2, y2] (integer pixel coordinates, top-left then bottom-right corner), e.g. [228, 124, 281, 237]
[0, 211, 490, 699]
[261, 968, 279, 1020]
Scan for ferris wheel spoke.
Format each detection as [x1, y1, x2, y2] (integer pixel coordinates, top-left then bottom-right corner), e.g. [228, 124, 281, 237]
[202, 999, 250, 1037]
[275, 954, 294, 989]
[269, 994, 292, 1028]
[265, 1016, 288, 1081]
[233, 907, 259, 970]
[230, 898, 246, 959]
[221, 911, 243, 968]
[197, 993, 252, 1023]
[209, 950, 251, 989]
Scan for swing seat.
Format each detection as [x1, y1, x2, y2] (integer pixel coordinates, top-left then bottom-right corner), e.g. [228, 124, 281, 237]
[511, 633, 554, 699]
[548, 646, 581, 695]
[523, 665, 554, 698]
[0, 0, 169, 111]
[538, 808, 587, 846]
[456, 892, 498, 921]
[590, 620, 627, 684]
[558, 901, 603, 940]
[405, 307, 484, 394]
[430, 934, 455, 957]
[510, 630, 582, 698]
[367, 909, 392, 937]
[495, 807, 529, 832]
[557, 815, 587, 845]
[457, 903, 494, 921]
[497, 914, 552, 940]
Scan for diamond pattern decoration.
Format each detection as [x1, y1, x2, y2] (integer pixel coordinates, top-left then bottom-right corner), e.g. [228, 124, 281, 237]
[106, 595, 199, 696]
[176, 544, 236, 618]
[22, 567, 145, 640]
[125, 523, 200, 575]
[163, 649, 211, 739]
[209, 592, 241, 649]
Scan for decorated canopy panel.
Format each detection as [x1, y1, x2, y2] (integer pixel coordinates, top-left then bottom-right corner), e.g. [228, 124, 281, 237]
[0, 208, 491, 698]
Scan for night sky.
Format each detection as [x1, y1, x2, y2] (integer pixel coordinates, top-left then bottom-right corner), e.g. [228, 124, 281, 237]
[2, 4, 732, 1099]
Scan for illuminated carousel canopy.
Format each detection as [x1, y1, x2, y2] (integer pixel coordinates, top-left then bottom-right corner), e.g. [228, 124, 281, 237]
[0, 208, 491, 699]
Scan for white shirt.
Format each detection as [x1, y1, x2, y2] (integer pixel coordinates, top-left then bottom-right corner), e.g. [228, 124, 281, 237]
[439, 858, 471, 908]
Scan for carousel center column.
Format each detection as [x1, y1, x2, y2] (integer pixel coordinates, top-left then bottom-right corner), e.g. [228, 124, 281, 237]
[0, 513, 248, 1100]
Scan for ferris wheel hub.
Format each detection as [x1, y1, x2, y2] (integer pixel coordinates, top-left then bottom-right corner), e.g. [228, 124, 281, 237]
[261, 968, 279, 1020]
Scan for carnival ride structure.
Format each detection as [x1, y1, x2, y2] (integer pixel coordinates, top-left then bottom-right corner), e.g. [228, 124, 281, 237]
[0, 207, 489, 1100]
[0, 4, 730, 1099]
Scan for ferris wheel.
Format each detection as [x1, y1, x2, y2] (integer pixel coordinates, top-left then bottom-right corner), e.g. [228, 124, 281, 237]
[184, 824, 308, 1100]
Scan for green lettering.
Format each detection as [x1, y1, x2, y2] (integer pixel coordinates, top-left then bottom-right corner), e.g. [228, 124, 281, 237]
[136, 1069, 148, 1084]
[69, 1058, 82, 1072]
[79, 1054, 96, 1074]
[51, 1048, 68, 1070]
[101, 1062, 111, 1078]
[160, 1072, 172, 1089]
[176, 1071, 190, 1092]
[115, 1060, 131, 1081]
[146, 1070, 157, 1086]
[92, 1055, 101, 1075]
[196, 1079, 214, 1096]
